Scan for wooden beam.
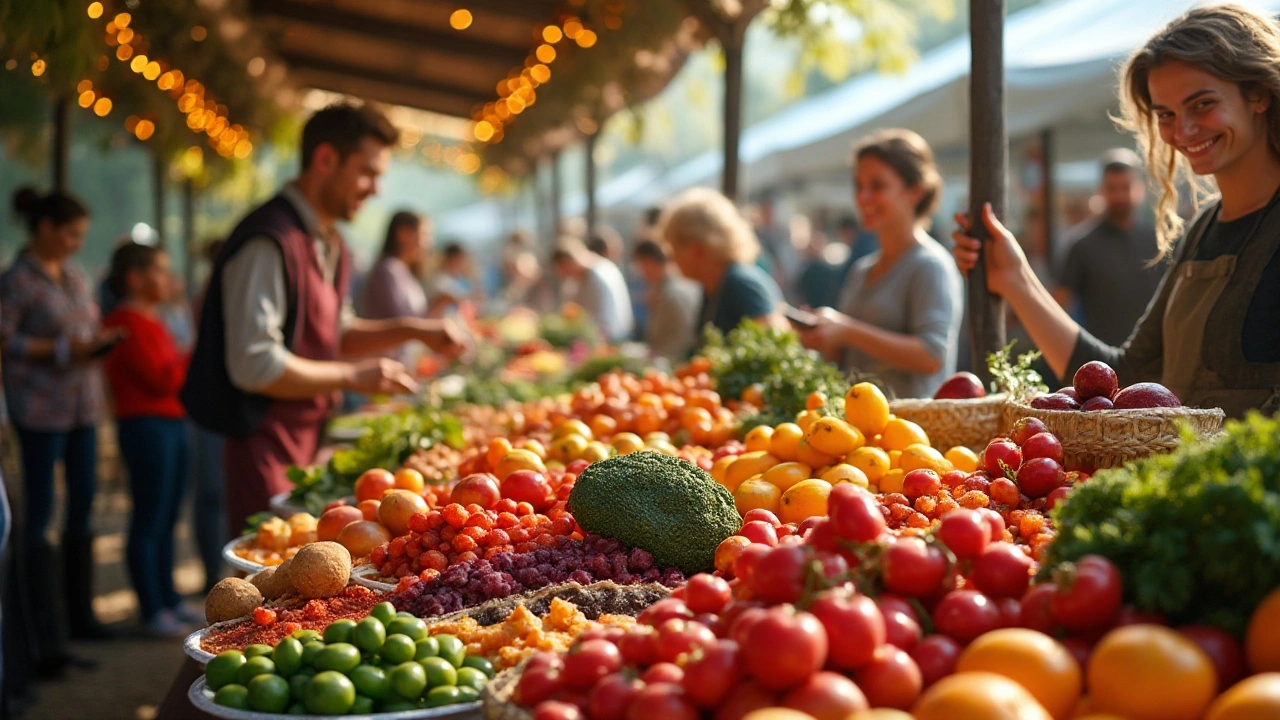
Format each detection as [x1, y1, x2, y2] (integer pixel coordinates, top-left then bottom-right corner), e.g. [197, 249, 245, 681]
[289, 68, 480, 117]
[967, 0, 1008, 382]
[279, 51, 490, 107]
[430, 0, 566, 23]
[722, 29, 745, 201]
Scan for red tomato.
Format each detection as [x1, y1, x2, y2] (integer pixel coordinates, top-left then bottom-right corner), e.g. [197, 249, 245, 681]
[653, 619, 717, 665]
[1045, 485, 1072, 511]
[711, 681, 777, 720]
[994, 597, 1022, 629]
[638, 598, 693, 627]
[797, 516, 824, 536]
[940, 469, 968, 489]
[936, 510, 989, 561]
[1021, 432, 1065, 464]
[742, 508, 782, 527]
[533, 700, 583, 720]
[562, 639, 622, 690]
[564, 459, 590, 475]
[1010, 418, 1049, 446]
[624, 683, 698, 720]
[685, 574, 733, 615]
[733, 544, 771, 587]
[516, 664, 565, 706]
[877, 595, 923, 652]
[971, 543, 1033, 598]
[1060, 635, 1093, 670]
[983, 439, 1022, 477]
[1018, 584, 1058, 634]
[828, 484, 887, 542]
[814, 550, 850, 585]
[804, 518, 841, 553]
[587, 674, 642, 720]
[682, 639, 742, 707]
[748, 546, 808, 605]
[715, 536, 752, 575]
[617, 628, 657, 667]
[1113, 606, 1167, 627]
[977, 508, 1006, 542]
[1050, 555, 1123, 631]
[933, 590, 1002, 644]
[909, 634, 962, 687]
[881, 537, 949, 598]
[501, 470, 554, 512]
[640, 663, 684, 685]
[902, 469, 942, 501]
[853, 646, 923, 710]
[781, 671, 869, 720]
[729, 607, 769, 647]
[742, 608, 829, 690]
[739, 521, 779, 547]
[1179, 625, 1247, 691]
[808, 591, 886, 670]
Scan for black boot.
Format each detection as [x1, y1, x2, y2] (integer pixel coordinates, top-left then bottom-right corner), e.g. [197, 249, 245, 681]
[62, 534, 115, 641]
[19, 539, 82, 677]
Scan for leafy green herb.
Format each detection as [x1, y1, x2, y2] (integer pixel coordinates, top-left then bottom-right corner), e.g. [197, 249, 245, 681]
[1043, 413, 1280, 635]
[987, 341, 1047, 399]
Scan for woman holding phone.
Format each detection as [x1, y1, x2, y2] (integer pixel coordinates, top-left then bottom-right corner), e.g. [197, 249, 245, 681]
[953, 4, 1280, 418]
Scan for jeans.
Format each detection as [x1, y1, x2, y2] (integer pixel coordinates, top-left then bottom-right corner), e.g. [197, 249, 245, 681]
[13, 425, 97, 545]
[188, 422, 226, 591]
[117, 417, 188, 621]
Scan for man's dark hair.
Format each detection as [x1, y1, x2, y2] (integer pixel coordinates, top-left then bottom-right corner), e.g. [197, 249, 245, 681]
[644, 207, 663, 227]
[633, 239, 667, 263]
[442, 242, 466, 261]
[301, 103, 399, 170]
[838, 216, 858, 232]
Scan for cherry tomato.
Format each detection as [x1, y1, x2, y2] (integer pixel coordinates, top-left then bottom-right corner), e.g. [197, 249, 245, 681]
[977, 508, 1006, 542]
[533, 700, 583, 720]
[936, 510, 989, 561]
[971, 543, 1033, 599]
[881, 537, 949, 598]
[562, 639, 622, 690]
[739, 521, 779, 547]
[741, 508, 782, 527]
[681, 639, 742, 708]
[587, 674, 642, 720]
[711, 681, 777, 720]
[617, 628, 657, 667]
[733, 544, 771, 587]
[827, 484, 886, 542]
[910, 634, 962, 687]
[685, 574, 733, 615]
[808, 591, 886, 670]
[994, 597, 1022, 629]
[748, 545, 808, 605]
[653, 619, 717, 665]
[638, 598, 693, 627]
[877, 595, 922, 652]
[933, 590, 1002, 644]
[1018, 584, 1058, 634]
[640, 663, 684, 685]
[516, 663, 565, 706]
[782, 671, 869, 719]
[1179, 625, 1247, 692]
[729, 607, 768, 647]
[1050, 555, 1123, 632]
[853, 646, 923, 710]
[742, 608, 829, 691]
[624, 683, 698, 720]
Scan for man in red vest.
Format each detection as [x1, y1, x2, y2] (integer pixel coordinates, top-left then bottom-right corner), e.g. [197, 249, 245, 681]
[182, 102, 465, 534]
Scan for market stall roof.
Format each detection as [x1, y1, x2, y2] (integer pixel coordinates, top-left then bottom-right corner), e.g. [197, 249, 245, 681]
[249, 0, 567, 119]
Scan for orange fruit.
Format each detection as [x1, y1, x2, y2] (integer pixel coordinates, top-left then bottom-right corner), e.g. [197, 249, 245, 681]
[899, 443, 952, 474]
[588, 414, 618, 438]
[393, 467, 426, 494]
[741, 383, 765, 406]
[1088, 625, 1216, 720]
[611, 432, 644, 455]
[516, 438, 547, 459]
[1246, 588, 1280, 672]
[779, 479, 833, 524]
[354, 469, 395, 503]
[879, 469, 906, 495]
[710, 455, 737, 487]
[761, 462, 813, 492]
[725, 451, 781, 491]
[549, 433, 589, 463]
[709, 422, 736, 447]
[579, 441, 610, 463]
[1204, 672, 1280, 720]
[743, 425, 775, 453]
[847, 711, 915, 720]
[734, 478, 781, 516]
[770, 423, 804, 462]
[946, 446, 980, 473]
[494, 449, 547, 481]
[486, 437, 513, 471]
[913, 671, 1053, 720]
[888, 450, 903, 469]
[957, 628, 1082, 720]
[743, 710, 817, 720]
[845, 382, 891, 435]
[681, 406, 714, 430]
[806, 416, 866, 456]
[880, 417, 931, 452]
[552, 418, 593, 441]
[821, 463, 870, 488]
[805, 391, 827, 411]
[846, 446, 891, 482]
[795, 437, 839, 469]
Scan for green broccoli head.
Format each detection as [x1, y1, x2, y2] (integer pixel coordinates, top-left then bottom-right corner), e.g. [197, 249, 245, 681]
[567, 451, 741, 575]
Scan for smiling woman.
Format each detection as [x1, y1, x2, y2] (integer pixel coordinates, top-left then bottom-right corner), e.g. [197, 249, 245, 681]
[952, 3, 1280, 419]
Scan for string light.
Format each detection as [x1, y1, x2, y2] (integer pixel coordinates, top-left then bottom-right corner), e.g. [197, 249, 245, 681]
[93, 97, 113, 116]
[190, 26, 207, 41]
[143, 61, 161, 81]
[535, 44, 556, 63]
[87, 2, 103, 18]
[116, 44, 134, 61]
[543, 26, 563, 44]
[576, 30, 597, 48]
[77, 79, 94, 93]
[31, 59, 46, 77]
[130, 54, 148, 73]
[450, 9, 472, 30]
[114, 13, 131, 28]
[563, 19, 584, 39]
[134, 120, 154, 140]
[78, 90, 96, 108]
[247, 57, 266, 77]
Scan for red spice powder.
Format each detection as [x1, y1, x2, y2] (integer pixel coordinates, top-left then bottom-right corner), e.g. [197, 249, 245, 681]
[200, 586, 382, 654]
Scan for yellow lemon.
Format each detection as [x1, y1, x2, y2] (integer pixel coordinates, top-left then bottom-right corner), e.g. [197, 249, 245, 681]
[822, 463, 870, 488]
[880, 417, 931, 452]
[846, 446, 891, 483]
[646, 440, 679, 456]
[779, 479, 833, 525]
[845, 382, 891, 435]
[796, 437, 840, 470]
[710, 455, 737, 488]
[796, 409, 822, 433]
[552, 419, 593, 441]
[494, 449, 547, 480]
[549, 433, 589, 463]
[770, 423, 804, 461]
[579, 441, 610, 464]
[762, 462, 813, 492]
[900, 443, 953, 474]
[888, 449, 903, 469]
[725, 451, 781, 491]
[743, 425, 774, 453]
[516, 438, 547, 459]
[734, 478, 781, 515]
[611, 432, 644, 455]
[945, 446, 980, 473]
[805, 416, 866, 457]
[880, 468, 906, 495]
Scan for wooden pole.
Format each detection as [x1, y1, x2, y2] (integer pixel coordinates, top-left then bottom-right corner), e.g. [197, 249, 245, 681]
[550, 151, 563, 238]
[585, 133, 598, 236]
[1040, 127, 1057, 266]
[722, 28, 745, 202]
[52, 97, 70, 191]
[967, 0, 1008, 383]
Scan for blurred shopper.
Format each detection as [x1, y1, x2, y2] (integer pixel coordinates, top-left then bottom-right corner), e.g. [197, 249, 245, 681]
[181, 103, 467, 534]
[102, 243, 194, 637]
[430, 243, 484, 317]
[800, 129, 963, 399]
[586, 226, 625, 265]
[1, 188, 120, 657]
[660, 188, 788, 337]
[356, 211, 431, 366]
[631, 240, 700, 362]
[551, 237, 634, 344]
[1053, 149, 1165, 346]
[495, 231, 546, 312]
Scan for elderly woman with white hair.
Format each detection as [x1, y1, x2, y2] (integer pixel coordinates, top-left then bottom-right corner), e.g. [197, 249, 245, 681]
[658, 187, 788, 337]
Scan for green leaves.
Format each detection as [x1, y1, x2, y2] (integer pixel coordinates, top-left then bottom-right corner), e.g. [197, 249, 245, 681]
[987, 341, 1047, 399]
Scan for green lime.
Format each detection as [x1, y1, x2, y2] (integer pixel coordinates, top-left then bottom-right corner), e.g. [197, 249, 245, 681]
[212, 684, 250, 710]
[352, 616, 387, 653]
[396, 610, 416, 620]
[419, 656, 457, 688]
[247, 674, 291, 713]
[462, 656, 495, 678]
[206, 651, 246, 691]
[455, 667, 488, 693]
[380, 634, 417, 665]
[377, 699, 417, 712]
[286, 701, 307, 715]
[290, 629, 322, 645]
[349, 664, 390, 701]
[304, 671, 356, 715]
[313, 643, 361, 674]
[288, 672, 313, 702]
[238, 656, 276, 685]
[323, 618, 357, 644]
[424, 685, 464, 707]
[370, 602, 397, 626]
[244, 644, 274, 659]
[352, 695, 375, 714]
[389, 661, 427, 699]
[386, 616, 427, 641]
[456, 686, 480, 702]
[435, 634, 466, 668]
[301, 641, 326, 667]
[413, 637, 440, 661]
[272, 638, 304, 677]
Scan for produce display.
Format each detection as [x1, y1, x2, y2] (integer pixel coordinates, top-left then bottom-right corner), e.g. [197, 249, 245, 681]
[231, 513, 319, 567]
[1031, 360, 1181, 411]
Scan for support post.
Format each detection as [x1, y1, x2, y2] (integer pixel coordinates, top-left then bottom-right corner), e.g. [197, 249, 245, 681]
[585, 132, 598, 236]
[52, 97, 70, 191]
[1040, 127, 1057, 266]
[153, 151, 167, 246]
[549, 151, 563, 238]
[967, 0, 1009, 383]
[183, 178, 196, 293]
[722, 29, 745, 201]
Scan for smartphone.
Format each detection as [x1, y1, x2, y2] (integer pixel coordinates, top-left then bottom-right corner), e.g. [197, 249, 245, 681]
[782, 305, 820, 330]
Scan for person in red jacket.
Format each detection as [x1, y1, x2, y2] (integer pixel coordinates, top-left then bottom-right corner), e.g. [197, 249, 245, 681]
[102, 242, 195, 636]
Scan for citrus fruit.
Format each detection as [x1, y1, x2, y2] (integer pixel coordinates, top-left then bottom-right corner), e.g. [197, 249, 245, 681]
[352, 696, 375, 714]
[807, 416, 866, 456]
[380, 634, 417, 664]
[314, 643, 362, 674]
[796, 409, 822, 433]
[549, 433, 589, 463]
[244, 644, 274, 659]
[462, 656, 495, 677]
[238, 656, 276, 685]
[822, 463, 870, 488]
[880, 418, 930, 452]
[946, 446, 980, 473]
[426, 685, 464, 707]
[289, 669, 316, 700]
[710, 456, 737, 487]
[324, 618, 357, 643]
[1204, 672, 1280, 720]
[393, 467, 425, 494]
[846, 447, 891, 482]
[435, 634, 466, 668]
[290, 629, 322, 644]
[206, 651, 246, 692]
[353, 617, 387, 653]
[389, 661, 427, 699]
[762, 462, 813, 492]
[350, 664, 391, 700]
[305, 671, 356, 715]
[957, 628, 1082, 720]
[420, 656, 458, 688]
[780, 479, 833, 525]
[847, 711, 916, 720]
[580, 441, 610, 463]
[370, 601, 397, 625]
[455, 667, 488, 693]
[301, 642, 325, 668]
[247, 673, 291, 713]
[386, 616, 427, 642]
[796, 437, 840, 469]
[1088, 625, 1216, 720]
[486, 438, 513, 470]
[456, 686, 480, 702]
[552, 419, 593, 441]
[1247, 588, 1280, 672]
[213, 684, 250, 710]
[494, 449, 546, 480]
[726, 451, 781, 491]
[734, 478, 782, 515]
[912, 671, 1053, 720]
[845, 382, 891, 435]
[612, 432, 645, 455]
[771, 423, 804, 461]
[272, 637, 304, 677]
[415, 636, 441, 660]
[900, 443, 952, 474]
[879, 469, 906, 495]
[744, 425, 774, 452]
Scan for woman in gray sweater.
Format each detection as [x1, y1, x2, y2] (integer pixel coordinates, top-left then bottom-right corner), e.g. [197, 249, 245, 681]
[800, 129, 963, 399]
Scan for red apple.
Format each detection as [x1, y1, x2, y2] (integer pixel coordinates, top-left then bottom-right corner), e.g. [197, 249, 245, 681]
[1081, 396, 1114, 411]
[1009, 418, 1049, 446]
[452, 473, 502, 510]
[1031, 393, 1080, 410]
[1016, 457, 1065, 499]
[1073, 361, 1119, 402]
[1113, 382, 1181, 409]
[1021, 432, 1064, 465]
[982, 439, 1022, 478]
[933, 372, 986, 400]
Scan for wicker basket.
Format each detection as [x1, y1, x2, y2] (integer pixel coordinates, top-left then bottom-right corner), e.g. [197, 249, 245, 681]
[889, 394, 1009, 450]
[1001, 398, 1225, 470]
[482, 660, 531, 720]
